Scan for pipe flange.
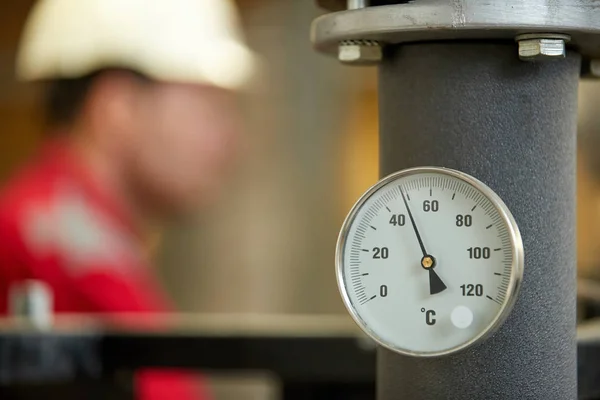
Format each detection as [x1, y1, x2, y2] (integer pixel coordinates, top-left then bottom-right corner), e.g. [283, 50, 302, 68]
[311, 0, 600, 60]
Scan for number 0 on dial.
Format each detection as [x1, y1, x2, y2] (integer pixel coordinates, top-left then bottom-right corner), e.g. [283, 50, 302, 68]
[336, 167, 524, 357]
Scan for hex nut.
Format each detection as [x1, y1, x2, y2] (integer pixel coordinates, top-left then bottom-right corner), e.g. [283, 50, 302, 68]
[516, 34, 570, 62]
[338, 40, 382, 65]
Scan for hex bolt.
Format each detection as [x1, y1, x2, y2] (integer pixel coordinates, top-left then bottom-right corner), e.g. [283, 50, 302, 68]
[515, 33, 571, 62]
[338, 39, 382, 65]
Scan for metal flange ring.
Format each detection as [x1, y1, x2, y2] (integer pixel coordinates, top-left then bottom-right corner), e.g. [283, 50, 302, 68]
[311, 0, 600, 60]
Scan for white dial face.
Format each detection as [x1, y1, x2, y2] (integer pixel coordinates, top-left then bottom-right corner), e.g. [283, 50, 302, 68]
[337, 167, 523, 357]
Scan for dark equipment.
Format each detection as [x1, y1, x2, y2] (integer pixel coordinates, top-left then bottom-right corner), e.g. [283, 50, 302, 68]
[0, 321, 600, 399]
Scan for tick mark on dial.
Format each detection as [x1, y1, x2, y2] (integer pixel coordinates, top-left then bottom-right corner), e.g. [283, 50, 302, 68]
[486, 224, 493, 229]
[385, 206, 391, 212]
[362, 249, 369, 252]
[452, 193, 456, 200]
[430, 188, 432, 197]
[359, 295, 376, 305]
[494, 273, 502, 276]
[362, 273, 369, 276]
[486, 295, 502, 305]
[471, 205, 477, 212]
[370, 225, 377, 230]
[494, 248, 502, 251]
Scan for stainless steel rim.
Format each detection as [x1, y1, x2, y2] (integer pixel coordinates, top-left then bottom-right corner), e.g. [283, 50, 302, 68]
[312, 0, 600, 59]
[335, 166, 525, 357]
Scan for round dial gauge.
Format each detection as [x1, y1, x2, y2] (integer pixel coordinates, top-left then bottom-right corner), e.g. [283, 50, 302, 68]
[336, 167, 524, 357]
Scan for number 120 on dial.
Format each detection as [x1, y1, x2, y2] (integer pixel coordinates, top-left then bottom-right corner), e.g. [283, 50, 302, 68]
[336, 167, 524, 357]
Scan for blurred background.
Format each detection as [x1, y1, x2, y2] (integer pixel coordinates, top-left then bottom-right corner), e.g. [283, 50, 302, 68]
[0, 1, 374, 398]
[1, 0, 599, 399]
[0, 0, 376, 317]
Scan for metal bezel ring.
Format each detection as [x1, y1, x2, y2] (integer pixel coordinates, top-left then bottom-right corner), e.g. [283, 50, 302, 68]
[335, 166, 525, 357]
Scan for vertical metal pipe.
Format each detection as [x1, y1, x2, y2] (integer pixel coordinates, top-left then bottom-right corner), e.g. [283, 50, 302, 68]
[378, 43, 580, 399]
[347, 0, 367, 9]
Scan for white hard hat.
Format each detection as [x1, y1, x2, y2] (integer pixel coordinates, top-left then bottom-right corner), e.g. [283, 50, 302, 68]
[16, 0, 257, 90]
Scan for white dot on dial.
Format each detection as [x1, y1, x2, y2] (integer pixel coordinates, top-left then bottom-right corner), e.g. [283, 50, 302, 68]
[451, 306, 473, 329]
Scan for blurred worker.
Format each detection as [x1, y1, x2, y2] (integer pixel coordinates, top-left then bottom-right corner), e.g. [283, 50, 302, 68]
[0, 0, 256, 399]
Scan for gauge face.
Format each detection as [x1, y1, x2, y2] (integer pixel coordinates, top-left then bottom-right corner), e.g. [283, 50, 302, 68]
[336, 167, 524, 357]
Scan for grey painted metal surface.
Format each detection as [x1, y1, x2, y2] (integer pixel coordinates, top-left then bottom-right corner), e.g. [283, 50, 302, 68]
[377, 43, 580, 399]
[311, 0, 600, 59]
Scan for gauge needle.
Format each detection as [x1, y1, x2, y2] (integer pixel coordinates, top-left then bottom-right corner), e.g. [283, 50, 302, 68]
[400, 187, 447, 295]
[428, 269, 447, 295]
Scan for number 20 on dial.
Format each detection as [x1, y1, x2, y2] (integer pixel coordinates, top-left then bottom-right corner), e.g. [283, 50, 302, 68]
[336, 167, 524, 357]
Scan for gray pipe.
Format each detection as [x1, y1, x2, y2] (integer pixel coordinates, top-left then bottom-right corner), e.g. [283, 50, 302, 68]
[378, 43, 580, 399]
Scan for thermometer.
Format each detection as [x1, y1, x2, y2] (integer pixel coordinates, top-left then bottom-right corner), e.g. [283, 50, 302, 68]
[336, 167, 524, 357]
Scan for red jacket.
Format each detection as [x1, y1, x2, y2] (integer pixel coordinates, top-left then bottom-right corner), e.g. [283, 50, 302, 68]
[0, 141, 208, 400]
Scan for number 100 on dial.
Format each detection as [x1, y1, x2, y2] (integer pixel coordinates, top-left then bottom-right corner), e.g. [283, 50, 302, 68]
[336, 167, 524, 357]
